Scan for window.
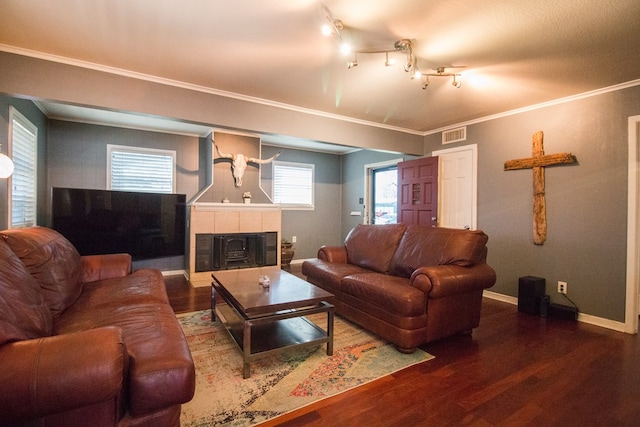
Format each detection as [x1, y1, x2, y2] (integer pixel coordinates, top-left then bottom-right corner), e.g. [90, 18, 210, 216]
[272, 161, 314, 209]
[9, 107, 38, 228]
[108, 145, 176, 193]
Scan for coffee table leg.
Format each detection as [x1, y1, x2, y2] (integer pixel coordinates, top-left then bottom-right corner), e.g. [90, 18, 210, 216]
[327, 307, 334, 356]
[211, 285, 217, 322]
[243, 320, 252, 379]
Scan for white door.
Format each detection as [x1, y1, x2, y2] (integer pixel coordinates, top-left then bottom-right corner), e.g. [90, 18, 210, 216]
[432, 145, 477, 230]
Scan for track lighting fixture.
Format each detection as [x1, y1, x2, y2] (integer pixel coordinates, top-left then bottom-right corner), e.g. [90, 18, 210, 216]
[321, 6, 465, 91]
[420, 66, 463, 89]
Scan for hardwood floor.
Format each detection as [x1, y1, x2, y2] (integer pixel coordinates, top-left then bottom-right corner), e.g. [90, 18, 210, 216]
[166, 267, 640, 426]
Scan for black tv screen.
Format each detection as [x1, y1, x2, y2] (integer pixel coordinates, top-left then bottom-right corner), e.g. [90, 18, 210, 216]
[51, 187, 186, 260]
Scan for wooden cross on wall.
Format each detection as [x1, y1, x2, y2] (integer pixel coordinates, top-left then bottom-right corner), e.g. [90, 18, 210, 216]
[504, 130, 576, 245]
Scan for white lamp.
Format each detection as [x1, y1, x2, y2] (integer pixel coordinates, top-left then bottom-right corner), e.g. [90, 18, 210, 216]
[0, 144, 14, 178]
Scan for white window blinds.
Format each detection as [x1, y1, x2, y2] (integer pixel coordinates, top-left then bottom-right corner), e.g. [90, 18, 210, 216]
[9, 107, 37, 228]
[108, 145, 176, 193]
[273, 161, 314, 208]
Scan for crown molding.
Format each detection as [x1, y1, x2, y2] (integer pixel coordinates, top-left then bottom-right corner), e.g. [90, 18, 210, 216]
[4, 45, 638, 140]
[0, 45, 424, 137]
[425, 79, 640, 136]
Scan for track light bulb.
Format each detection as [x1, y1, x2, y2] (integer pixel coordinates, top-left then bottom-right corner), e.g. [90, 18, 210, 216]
[422, 77, 430, 90]
[385, 52, 396, 66]
[347, 59, 358, 69]
[340, 43, 351, 55]
[0, 144, 14, 178]
[452, 76, 462, 88]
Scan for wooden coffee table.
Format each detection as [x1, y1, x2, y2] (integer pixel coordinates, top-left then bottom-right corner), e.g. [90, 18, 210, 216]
[211, 266, 334, 378]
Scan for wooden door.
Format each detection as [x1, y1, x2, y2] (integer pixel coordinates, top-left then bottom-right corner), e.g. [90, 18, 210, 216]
[397, 156, 438, 226]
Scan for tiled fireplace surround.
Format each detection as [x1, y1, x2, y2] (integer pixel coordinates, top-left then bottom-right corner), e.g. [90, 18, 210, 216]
[187, 203, 281, 287]
[187, 132, 282, 287]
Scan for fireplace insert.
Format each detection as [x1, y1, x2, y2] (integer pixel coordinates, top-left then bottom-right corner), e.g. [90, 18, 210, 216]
[195, 232, 278, 271]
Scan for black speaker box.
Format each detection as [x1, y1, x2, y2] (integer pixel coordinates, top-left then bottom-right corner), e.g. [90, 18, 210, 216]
[539, 295, 550, 317]
[518, 276, 546, 315]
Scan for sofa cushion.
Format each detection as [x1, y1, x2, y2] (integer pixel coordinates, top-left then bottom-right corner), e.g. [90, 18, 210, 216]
[301, 259, 370, 291]
[0, 238, 52, 345]
[54, 303, 196, 416]
[1, 227, 83, 318]
[64, 269, 169, 315]
[389, 225, 489, 278]
[341, 273, 426, 317]
[344, 224, 406, 273]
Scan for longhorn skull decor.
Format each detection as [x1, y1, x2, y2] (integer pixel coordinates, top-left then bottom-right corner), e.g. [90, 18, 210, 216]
[213, 141, 280, 187]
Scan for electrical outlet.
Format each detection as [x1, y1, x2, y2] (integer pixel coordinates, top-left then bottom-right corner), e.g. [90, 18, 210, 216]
[557, 281, 567, 294]
[292, 236, 297, 243]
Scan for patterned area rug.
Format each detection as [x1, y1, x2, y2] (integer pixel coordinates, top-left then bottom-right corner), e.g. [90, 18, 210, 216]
[178, 310, 434, 426]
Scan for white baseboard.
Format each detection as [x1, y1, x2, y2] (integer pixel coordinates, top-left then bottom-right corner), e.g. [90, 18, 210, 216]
[482, 290, 628, 333]
[483, 290, 518, 305]
[161, 269, 186, 277]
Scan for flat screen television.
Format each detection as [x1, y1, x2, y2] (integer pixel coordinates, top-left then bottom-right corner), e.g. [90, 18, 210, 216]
[51, 187, 186, 261]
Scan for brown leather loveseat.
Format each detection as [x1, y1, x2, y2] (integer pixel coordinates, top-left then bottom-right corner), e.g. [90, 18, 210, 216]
[0, 226, 195, 427]
[302, 223, 496, 353]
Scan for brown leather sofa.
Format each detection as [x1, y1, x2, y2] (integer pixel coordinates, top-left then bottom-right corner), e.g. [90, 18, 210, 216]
[302, 223, 496, 353]
[0, 226, 195, 427]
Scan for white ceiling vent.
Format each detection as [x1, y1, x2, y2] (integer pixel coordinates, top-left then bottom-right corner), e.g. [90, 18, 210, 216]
[442, 127, 467, 144]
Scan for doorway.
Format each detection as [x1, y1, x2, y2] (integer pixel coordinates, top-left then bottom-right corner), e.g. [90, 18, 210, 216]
[625, 115, 640, 333]
[363, 158, 402, 225]
[371, 166, 398, 224]
[432, 144, 477, 230]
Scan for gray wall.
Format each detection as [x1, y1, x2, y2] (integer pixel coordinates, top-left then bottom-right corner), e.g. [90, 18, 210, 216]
[45, 120, 200, 270]
[424, 85, 639, 322]
[47, 120, 200, 201]
[195, 131, 271, 204]
[261, 145, 343, 260]
[0, 52, 424, 155]
[43, 117, 345, 265]
[1, 50, 638, 324]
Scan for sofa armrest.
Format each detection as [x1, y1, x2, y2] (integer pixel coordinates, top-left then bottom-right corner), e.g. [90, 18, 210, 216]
[80, 253, 132, 282]
[410, 264, 496, 298]
[317, 245, 348, 263]
[0, 326, 127, 424]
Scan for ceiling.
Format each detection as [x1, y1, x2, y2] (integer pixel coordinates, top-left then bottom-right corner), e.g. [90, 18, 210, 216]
[1, 0, 639, 147]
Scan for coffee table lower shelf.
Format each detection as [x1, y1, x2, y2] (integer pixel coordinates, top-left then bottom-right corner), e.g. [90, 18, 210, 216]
[215, 302, 334, 378]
